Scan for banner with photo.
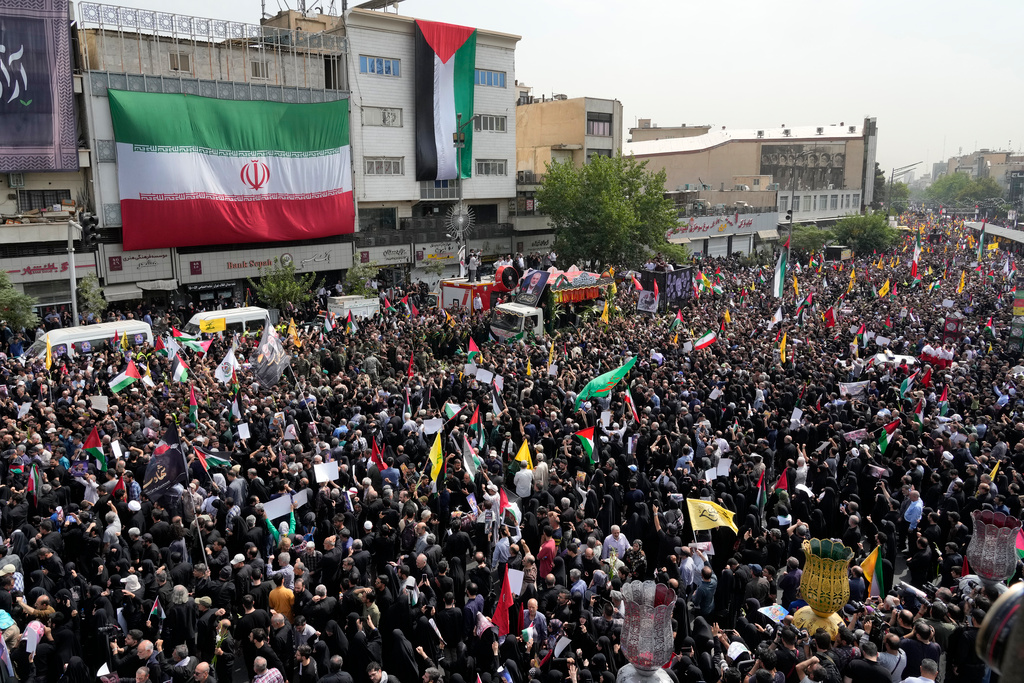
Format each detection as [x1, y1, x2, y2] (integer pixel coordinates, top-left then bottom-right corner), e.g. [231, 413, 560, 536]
[0, 0, 79, 172]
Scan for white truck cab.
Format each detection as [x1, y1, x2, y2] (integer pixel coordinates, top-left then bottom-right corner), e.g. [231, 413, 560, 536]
[490, 302, 545, 341]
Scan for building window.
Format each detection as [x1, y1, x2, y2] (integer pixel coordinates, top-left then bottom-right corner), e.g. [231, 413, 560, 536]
[421, 179, 459, 200]
[793, 196, 801, 212]
[474, 69, 506, 88]
[359, 55, 400, 77]
[18, 189, 72, 212]
[476, 159, 507, 176]
[362, 106, 403, 127]
[364, 157, 404, 175]
[250, 59, 270, 80]
[586, 111, 612, 137]
[819, 195, 827, 211]
[844, 195, 851, 208]
[852, 193, 860, 207]
[586, 149, 613, 160]
[169, 52, 191, 72]
[474, 114, 507, 132]
[359, 207, 397, 231]
[324, 55, 345, 90]
[780, 196, 788, 212]
[752, 178, 760, 187]
[830, 195, 838, 210]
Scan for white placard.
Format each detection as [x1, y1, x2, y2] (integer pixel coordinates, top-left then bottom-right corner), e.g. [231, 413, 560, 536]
[111, 441, 123, 461]
[314, 461, 340, 483]
[464, 364, 477, 376]
[682, 342, 693, 352]
[548, 364, 558, 376]
[493, 375, 504, 391]
[601, 411, 612, 428]
[554, 636, 573, 657]
[89, 396, 109, 412]
[476, 369, 494, 384]
[422, 418, 444, 434]
[237, 423, 251, 439]
[717, 458, 732, 477]
[17, 402, 31, 419]
[727, 641, 749, 660]
[875, 335, 891, 347]
[507, 568, 525, 596]
[262, 489, 311, 521]
[709, 387, 722, 400]
[942, 299, 955, 308]
[790, 407, 803, 428]
[703, 469, 717, 481]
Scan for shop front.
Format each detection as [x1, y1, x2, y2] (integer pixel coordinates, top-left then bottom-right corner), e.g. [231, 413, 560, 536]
[99, 243, 177, 309]
[178, 243, 354, 306]
[515, 232, 556, 256]
[1, 253, 98, 320]
[355, 244, 413, 288]
[412, 241, 460, 288]
[665, 212, 779, 257]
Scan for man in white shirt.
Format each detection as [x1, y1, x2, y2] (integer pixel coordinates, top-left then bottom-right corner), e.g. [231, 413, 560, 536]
[900, 657, 938, 683]
[601, 525, 629, 559]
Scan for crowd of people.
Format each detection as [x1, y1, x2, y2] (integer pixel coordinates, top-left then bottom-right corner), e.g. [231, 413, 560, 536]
[0, 217, 1020, 683]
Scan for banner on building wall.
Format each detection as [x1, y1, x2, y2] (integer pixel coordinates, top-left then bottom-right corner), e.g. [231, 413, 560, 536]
[414, 19, 477, 181]
[0, 0, 78, 172]
[108, 90, 354, 250]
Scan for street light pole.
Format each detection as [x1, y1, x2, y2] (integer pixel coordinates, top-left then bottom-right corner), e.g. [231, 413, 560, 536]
[885, 161, 922, 219]
[67, 220, 81, 325]
[453, 113, 479, 276]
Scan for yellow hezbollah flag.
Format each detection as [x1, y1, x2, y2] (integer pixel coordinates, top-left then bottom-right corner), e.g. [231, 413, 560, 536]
[877, 279, 891, 297]
[428, 432, 444, 481]
[780, 333, 787, 364]
[601, 299, 609, 324]
[848, 267, 856, 293]
[957, 271, 966, 294]
[515, 439, 534, 470]
[526, 357, 532, 377]
[200, 318, 227, 333]
[793, 276, 799, 297]
[45, 336, 52, 371]
[723, 309, 731, 324]
[686, 498, 738, 533]
[548, 341, 556, 367]
[990, 460, 999, 479]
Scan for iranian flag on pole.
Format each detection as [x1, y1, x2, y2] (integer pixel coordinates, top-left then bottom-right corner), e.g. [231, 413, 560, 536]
[108, 90, 354, 250]
[414, 20, 478, 181]
[694, 330, 718, 350]
[85, 426, 106, 471]
[574, 426, 596, 463]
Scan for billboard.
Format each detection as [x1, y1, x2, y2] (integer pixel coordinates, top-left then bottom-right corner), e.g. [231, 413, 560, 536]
[0, 0, 78, 172]
[759, 142, 847, 192]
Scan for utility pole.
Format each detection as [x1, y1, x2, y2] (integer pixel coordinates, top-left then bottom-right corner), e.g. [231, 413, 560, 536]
[67, 221, 79, 325]
[452, 112, 479, 276]
[885, 161, 922, 219]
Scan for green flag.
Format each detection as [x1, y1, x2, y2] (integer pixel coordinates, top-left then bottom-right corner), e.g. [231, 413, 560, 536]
[574, 356, 637, 411]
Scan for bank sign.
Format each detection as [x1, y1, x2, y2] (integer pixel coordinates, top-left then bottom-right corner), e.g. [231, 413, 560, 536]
[666, 212, 778, 242]
[178, 243, 353, 284]
[101, 243, 174, 284]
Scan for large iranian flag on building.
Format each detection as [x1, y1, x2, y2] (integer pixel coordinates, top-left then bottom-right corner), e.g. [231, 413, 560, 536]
[108, 90, 353, 250]
[414, 20, 477, 181]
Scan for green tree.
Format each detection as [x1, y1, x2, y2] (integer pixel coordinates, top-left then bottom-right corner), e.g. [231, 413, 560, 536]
[537, 153, 678, 270]
[886, 181, 910, 213]
[343, 260, 380, 297]
[831, 214, 899, 254]
[926, 174, 1004, 207]
[248, 258, 316, 311]
[76, 272, 108, 320]
[788, 224, 832, 255]
[870, 163, 887, 210]
[0, 271, 39, 332]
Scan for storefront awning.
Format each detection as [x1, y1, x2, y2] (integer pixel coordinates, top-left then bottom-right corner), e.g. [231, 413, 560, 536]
[757, 230, 780, 240]
[103, 283, 143, 302]
[137, 279, 179, 291]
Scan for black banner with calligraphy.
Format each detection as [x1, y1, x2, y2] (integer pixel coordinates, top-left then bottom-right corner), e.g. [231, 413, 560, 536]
[143, 425, 187, 502]
[250, 325, 291, 387]
[0, 0, 78, 172]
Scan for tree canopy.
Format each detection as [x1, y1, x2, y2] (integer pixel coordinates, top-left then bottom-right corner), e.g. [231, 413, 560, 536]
[248, 259, 316, 311]
[789, 224, 832, 255]
[831, 214, 899, 254]
[886, 181, 910, 214]
[926, 173, 1004, 207]
[0, 271, 39, 332]
[537, 153, 679, 270]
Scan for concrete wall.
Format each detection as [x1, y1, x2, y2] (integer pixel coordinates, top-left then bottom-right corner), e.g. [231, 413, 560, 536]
[516, 98, 586, 175]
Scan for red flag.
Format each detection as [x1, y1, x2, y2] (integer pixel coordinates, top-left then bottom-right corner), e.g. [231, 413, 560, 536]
[823, 307, 836, 328]
[407, 352, 415, 378]
[920, 367, 932, 387]
[630, 274, 642, 291]
[939, 385, 948, 403]
[492, 567, 515, 637]
[112, 476, 126, 498]
[654, 279, 660, 301]
[370, 435, 387, 471]
[774, 469, 788, 492]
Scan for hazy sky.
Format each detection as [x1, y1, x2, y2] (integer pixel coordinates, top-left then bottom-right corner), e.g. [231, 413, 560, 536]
[103, 0, 1024, 176]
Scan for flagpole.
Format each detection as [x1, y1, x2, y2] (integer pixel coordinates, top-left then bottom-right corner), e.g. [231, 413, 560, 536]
[180, 442, 208, 567]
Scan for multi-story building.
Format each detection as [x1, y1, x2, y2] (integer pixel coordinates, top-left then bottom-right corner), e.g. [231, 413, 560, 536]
[0, 1, 520, 314]
[624, 118, 878, 256]
[512, 86, 623, 254]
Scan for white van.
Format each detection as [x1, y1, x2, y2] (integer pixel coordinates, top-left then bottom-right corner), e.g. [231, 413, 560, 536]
[183, 307, 270, 336]
[26, 320, 154, 358]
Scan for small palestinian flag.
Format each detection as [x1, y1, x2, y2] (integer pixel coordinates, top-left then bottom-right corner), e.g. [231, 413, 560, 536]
[694, 330, 717, 350]
[194, 445, 231, 471]
[324, 313, 335, 333]
[899, 370, 919, 398]
[189, 385, 199, 424]
[884, 316, 892, 328]
[938, 386, 949, 417]
[171, 354, 189, 383]
[171, 328, 203, 353]
[401, 294, 419, 317]
[756, 469, 768, 509]
[443, 402, 465, 420]
[913, 399, 925, 429]
[879, 419, 901, 454]
[574, 426, 596, 464]
[154, 336, 167, 357]
[467, 338, 481, 363]
[109, 360, 142, 393]
[469, 405, 486, 452]
[669, 310, 684, 330]
[27, 463, 42, 503]
[85, 426, 106, 471]
[345, 311, 358, 334]
[491, 382, 506, 414]
[383, 297, 395, 313]
[984, 317, 996, 338]
[150, 596, 166, 620]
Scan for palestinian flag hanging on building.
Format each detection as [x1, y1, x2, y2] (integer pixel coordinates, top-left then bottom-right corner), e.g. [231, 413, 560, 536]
[414, 20, 478, 181]
[108, 90, 354, 250]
